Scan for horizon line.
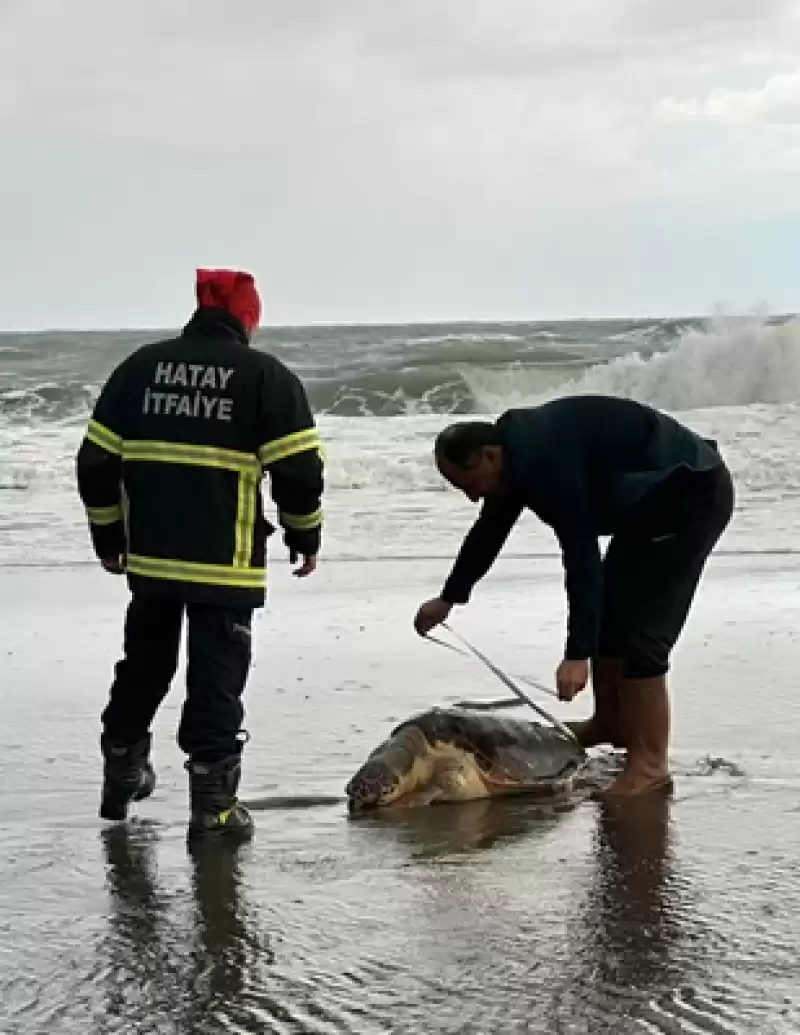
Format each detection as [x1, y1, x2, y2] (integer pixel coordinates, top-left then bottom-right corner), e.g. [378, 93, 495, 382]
[0, 306, 793, 336]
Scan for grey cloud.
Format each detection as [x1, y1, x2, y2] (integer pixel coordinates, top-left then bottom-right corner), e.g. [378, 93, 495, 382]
[2, 0, 800, 327]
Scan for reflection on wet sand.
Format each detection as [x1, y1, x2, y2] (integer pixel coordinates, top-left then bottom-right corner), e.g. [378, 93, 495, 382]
[4, 556, 798, 1033]
[349, 794, 580, 858]
[90, 789, 783, 1033]
[348, 791, 699, 1031]
[100, 823, 179, 1028]
[100, 825, 271, 1033]
[562, 794, 697, 1027]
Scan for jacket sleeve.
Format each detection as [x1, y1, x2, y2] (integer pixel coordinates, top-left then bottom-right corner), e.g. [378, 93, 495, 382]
[553, 515, 603, 661]
[256, 359, 325, 556]
[75, 364, 128, 560]
[539, 466, 603, 662]
[440, 493, 524, 604]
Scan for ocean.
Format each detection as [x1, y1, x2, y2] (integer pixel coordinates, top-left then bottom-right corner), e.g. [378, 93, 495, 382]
[2, 313, 800, 1033]
[4, 310, 800, 567]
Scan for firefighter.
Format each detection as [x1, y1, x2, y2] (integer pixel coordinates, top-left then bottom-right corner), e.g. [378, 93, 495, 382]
[76, 268, 324, 842]
[413, 395, 735, 799]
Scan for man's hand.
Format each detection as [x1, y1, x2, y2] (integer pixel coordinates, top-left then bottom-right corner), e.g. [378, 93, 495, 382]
[289, 549, 318, 577]
[101, 554, 126, 575]
[556, 658, 589, 701]
[414, 597, 453, 637]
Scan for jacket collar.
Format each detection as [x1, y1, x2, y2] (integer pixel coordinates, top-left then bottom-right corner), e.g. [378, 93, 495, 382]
[181, 306, 250, 347]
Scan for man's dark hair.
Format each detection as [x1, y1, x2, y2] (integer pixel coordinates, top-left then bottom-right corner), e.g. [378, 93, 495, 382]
[434, 421, 502, 469]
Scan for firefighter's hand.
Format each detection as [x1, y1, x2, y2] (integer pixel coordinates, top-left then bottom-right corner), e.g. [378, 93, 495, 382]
[289, 549, 318, 577]
[101, 554, 126, 575]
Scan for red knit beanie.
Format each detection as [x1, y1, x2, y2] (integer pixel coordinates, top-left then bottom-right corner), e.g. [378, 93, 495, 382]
[195, 268, 261, 332]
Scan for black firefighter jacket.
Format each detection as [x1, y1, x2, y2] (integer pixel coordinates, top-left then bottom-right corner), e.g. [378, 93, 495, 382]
[75, 307, 324, 609]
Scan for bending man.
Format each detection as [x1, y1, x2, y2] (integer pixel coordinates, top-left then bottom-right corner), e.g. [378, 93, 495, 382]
[413, 394, 734, 799]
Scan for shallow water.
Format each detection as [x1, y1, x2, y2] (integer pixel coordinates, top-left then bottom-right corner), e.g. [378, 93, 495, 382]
[1, 556, 799, 1033]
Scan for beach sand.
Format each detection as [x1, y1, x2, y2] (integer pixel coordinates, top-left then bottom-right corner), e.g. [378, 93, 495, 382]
[1, 553, 799, 1033]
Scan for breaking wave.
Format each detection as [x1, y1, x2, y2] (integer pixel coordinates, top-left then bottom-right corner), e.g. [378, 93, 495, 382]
[461, 312, 800, 415]
[0, 383, 97, 424]
[314, 313, 799, 417]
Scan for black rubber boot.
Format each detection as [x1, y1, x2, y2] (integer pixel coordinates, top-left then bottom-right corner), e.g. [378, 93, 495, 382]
[185, 754, 254, 843]
[99, 733, 157, 821]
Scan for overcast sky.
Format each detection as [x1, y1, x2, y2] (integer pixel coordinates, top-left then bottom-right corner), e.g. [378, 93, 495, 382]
[2, 0, 800, 329]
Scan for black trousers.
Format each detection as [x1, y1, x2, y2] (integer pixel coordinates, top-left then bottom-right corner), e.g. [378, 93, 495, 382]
[597, 462, 735, 679]
[101, 595, 254, 763]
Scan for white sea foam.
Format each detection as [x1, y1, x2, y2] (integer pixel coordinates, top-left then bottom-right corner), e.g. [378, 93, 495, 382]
[461, 312, 800, 413]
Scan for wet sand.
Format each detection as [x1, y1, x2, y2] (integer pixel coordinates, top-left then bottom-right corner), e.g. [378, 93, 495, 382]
[1, 554, 799, 1034]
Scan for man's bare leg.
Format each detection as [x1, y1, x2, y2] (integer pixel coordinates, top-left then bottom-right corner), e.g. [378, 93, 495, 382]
[597, 675, 673, 798]
[565, 656, 624, 748]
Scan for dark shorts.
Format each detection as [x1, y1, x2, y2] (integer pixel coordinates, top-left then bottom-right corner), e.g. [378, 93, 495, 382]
[597, 462, 735, 679]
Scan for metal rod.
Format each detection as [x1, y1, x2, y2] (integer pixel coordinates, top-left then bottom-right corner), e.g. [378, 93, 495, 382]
[428, 623, 584, 750]
[426, 633, 559, 700]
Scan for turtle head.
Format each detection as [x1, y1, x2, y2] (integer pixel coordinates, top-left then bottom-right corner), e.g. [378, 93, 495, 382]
[345, 725, 432, 814]
[345, 759, 400, 813]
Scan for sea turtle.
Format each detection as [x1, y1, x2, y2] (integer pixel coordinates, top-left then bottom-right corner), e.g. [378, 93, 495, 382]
[345, 706, 588, 813]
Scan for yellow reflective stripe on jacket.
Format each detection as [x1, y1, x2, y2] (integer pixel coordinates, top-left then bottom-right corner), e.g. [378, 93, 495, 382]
[258, 428, 322, 466]
[122, 440, 260, 474]
[233, 470, 258, 567]
[111, 439, 262, 571]
[126, 554, 265, 589]
[280, 507, 322, 531]
[87, 420, 123, 456]
[86, 504, 124, 526]
[85, 436, 267, 574]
